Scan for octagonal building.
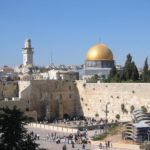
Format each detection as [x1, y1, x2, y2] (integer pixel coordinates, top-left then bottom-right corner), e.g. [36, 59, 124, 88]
[83, 43, 114, 80]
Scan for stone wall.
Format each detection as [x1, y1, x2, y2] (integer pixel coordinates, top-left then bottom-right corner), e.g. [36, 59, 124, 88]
[1, 80, 150, 122]
[76, 81, 150, 122]
[18, 81, 31, 99]
[19, 80, 78, 120]
[0, 98, 28, 111]
[0, 81, 18, 100]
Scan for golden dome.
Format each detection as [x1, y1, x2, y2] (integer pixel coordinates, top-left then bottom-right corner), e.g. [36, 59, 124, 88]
[86, 43, 113, 61]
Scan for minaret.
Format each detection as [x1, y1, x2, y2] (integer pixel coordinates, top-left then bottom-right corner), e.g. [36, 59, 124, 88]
[22, 39, 34, 67]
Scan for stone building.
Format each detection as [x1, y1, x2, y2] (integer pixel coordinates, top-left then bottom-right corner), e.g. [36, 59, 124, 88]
[40, 70, 79, 81]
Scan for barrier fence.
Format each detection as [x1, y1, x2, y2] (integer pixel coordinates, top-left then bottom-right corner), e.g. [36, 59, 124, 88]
[28, 122, 78, 134]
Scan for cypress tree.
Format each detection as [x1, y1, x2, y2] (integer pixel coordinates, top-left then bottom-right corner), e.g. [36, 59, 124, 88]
[148, 70, 150, 82]
[131, 62, 139, 81]
[108, 65, 117, 82]
[142, 57, 149, 82]
[123, 54, 133, 80]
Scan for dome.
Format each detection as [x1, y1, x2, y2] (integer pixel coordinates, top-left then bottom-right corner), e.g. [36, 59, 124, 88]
[24, 38, 31, 48]
[86, 43, 113, 61]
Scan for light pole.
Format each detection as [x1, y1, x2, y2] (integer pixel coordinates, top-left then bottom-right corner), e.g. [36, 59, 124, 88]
[105, 102, 110, 132]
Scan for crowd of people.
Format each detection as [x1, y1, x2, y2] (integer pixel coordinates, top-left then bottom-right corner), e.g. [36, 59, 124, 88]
[32, 117, 116, 149]
[33, 130, 91, 149]
[44, 130, 90, 145]
[99, 141, 112, 149]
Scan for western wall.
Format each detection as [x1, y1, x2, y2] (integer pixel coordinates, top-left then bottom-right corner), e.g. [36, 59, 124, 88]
[76, 81, 150, 122]
[1, 80, 150, 122]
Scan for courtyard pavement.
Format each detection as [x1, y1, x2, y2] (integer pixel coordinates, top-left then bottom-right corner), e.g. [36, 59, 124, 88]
[27, 126, 140, 150]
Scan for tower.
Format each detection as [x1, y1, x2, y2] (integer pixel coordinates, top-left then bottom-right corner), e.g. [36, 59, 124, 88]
[22, 39, 34, 67]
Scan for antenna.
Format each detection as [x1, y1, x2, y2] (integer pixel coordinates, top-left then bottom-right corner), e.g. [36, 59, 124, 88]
[50, 51, 53, 66]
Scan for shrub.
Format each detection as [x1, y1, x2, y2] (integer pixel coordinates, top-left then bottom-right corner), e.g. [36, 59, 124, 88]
[116, 114, 120, 120]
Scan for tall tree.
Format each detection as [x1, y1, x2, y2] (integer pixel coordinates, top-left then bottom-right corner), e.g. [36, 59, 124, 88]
[108, 65, 117, 82]
[0, 107, 39, 150]
[142, 57, 149, 82]
[131, 62, 139, 81]
[123, 54, 133, 80]
[108, 65, 121, 82]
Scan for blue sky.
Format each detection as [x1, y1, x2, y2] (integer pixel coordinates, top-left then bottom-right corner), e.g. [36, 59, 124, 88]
[0, 0, 150, 68]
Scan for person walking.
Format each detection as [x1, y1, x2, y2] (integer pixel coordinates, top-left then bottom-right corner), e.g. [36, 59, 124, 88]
[71, 140, 75, 148]
[82, 143, 85, 149]
[62, 144, 67, 150]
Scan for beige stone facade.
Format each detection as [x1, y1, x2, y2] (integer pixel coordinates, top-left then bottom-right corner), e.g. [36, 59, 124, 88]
[76, 81, 150, 121]
[18, 80, 77, 120]
[1, 80, 150, 122]
[0, 81, 18, 99]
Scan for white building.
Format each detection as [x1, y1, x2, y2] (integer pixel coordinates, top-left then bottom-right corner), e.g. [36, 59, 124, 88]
[40, 69, 79, 81]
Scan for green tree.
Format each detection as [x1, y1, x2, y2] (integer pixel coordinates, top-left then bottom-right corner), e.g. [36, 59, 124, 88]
[123, 54, 133, 80]
[109, 65, 117, 78]
[21, 132, 38, 150]
[107, 64, 121, 83]
[0, 107, 39, 150]
[131, 62, 139, 81]
[108, 65, 117, 82]
[142, 57, 149, 82]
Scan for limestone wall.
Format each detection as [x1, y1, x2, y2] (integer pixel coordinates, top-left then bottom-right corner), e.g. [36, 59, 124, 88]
[18, 81, 31, 99]
[0, 99, 28, 111]
[0, 81, 18, 100]
[2, 80, 150, 122]
[76, 81, 150, 121]
[19, 80, 77, 120]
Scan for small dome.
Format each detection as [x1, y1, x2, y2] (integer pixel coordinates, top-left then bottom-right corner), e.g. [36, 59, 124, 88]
[24, 38, 31, 48]
[26, 38, 31, 42]
[86, 43, 113, 61]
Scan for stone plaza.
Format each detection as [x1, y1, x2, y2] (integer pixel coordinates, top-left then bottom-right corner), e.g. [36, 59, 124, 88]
[27, 124, 140, 150]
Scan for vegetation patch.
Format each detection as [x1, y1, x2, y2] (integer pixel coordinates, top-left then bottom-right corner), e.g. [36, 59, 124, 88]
[92, 124, 119, 141]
